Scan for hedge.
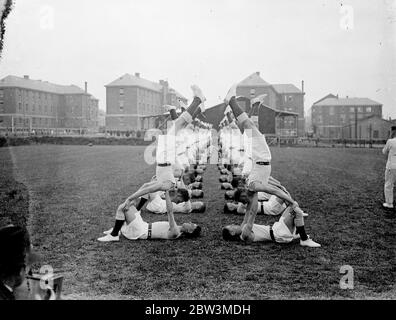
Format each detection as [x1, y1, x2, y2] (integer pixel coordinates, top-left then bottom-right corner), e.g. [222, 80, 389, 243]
[0, 136, 153, 147]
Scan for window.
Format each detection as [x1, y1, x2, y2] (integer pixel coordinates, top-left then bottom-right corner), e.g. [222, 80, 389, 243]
[288, 95, 293, 101]
[0, 89, 3, 98]
[373, 130, 379, 139]
[119, 117, 124, 126]
[120, 88, 124, 96]
[250, 89, 255, 97]
[358, 107, 363, 112]
[350, 107, 355, 113]
[366, 106, 372, 113]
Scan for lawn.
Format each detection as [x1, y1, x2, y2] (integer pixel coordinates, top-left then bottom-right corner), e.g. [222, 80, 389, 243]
[0, 145, 395, 299]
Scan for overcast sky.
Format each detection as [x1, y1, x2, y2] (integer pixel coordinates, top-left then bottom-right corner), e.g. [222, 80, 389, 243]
[0, 0, 395, 118]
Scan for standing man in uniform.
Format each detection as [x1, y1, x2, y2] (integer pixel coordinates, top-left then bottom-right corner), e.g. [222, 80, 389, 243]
[382, 126, 396, 209]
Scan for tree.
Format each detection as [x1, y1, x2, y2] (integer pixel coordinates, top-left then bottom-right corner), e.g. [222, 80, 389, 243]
[0, 0, 14, 58]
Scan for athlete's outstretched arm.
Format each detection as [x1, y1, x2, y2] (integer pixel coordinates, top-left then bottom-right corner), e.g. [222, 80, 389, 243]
[165, 190, 181, 239]
[241, 192, 258, 242]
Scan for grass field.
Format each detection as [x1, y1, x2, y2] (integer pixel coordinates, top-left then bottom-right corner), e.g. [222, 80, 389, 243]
[0, 145, 395, 299]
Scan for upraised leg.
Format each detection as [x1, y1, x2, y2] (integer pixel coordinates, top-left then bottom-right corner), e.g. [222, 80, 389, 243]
[240, 191, 258, 242]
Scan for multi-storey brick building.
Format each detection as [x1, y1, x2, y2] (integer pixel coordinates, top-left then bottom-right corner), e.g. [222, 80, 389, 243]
[105, 73, 187, 134]
[236, 72, 305, 136]
[309, 94, 382, 139]
[0, 75, 99, 135]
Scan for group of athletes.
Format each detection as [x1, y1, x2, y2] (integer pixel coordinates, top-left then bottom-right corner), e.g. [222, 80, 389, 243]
[97, 84, 320, 248]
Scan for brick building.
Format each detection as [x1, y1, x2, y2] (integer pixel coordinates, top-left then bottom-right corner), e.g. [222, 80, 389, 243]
[309, 94, 382, 139]
[236, 72, 305, 136]
[341, 115, 396, 141]
[105, 73, 188, 134]
[0, 75, 99, 135]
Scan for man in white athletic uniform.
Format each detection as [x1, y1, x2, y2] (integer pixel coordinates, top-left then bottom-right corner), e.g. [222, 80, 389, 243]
[382, 127, 396, 209]
[98, 195, 201, 242]
[222, 204, 320, 247]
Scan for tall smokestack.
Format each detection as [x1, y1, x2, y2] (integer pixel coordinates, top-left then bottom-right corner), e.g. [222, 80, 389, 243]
[84, 81, 87, 93]
[301, 80, 304, 94]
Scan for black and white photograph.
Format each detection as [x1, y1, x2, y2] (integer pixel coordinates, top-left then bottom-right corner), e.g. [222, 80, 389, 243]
[0, 0, 395, 306]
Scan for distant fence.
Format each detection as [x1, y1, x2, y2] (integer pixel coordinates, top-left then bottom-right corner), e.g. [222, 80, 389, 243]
[0, 136, 153, 148]
[298, 138, 387, 148]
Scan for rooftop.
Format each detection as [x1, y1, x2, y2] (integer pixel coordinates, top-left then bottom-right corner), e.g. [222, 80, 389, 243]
[0, 75, 93, 96]
[237, 72, 302, 94]
[314, 97, 382, 107]
[237, 72, 270, 87]
[271, 84, 302, 94]
[105, 73, 187, 100]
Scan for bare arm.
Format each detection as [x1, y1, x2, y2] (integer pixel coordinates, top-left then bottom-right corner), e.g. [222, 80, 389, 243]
[382, 140, 390, 155]
[268, 178, 290, 195]
[165, 191, 180, 238]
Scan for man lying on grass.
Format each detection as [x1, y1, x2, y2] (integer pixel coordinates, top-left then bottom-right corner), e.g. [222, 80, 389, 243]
[98, 192, 201, 242]
[224, 176, 309, 217]
[222, 192, 320, 247]
[145, 188, 206, 215]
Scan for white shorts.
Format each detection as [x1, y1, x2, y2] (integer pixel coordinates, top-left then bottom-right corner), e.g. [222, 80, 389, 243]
[146, 194, 167, 214]
[263, 196, 286, 216]
[246, 163, 271, 187]
[271, 217, 295, 243]
[252, 217, 294, 243]
[121, 211, 148, 240]
[156, 164, 176, 185]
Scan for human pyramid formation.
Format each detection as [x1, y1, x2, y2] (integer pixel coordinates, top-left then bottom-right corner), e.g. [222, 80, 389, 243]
[98, 84, 320, 248]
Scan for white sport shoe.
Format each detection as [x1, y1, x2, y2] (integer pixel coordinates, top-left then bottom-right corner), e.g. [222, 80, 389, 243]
[224, 105, 232, 115]
[98, 234, 120, 242]
[292, 233, 300, 240]
[300, 237, 321, 248]
[251, 94, 267, 106]
[191, 84, 206, 103]
[302, 212, 309, 217]
[292, 202, 305, 216]
[224, 83, 238, 104]
[177, 99, 187, 109]
[103, 228, 112, 235]
[164, 104, 176, 111]
[382, 203, 394, 209]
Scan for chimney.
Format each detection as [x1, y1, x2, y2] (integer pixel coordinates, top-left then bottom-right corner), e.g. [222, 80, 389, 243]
[301, 80, 304, 94]
[23, 75, 29, 79]
[84, 81, 87, 93]
[135, 72, 140, 78]
[346, 95, 349, 99]
[256, 71, 260, 76]
[336, 94, 339, 98]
